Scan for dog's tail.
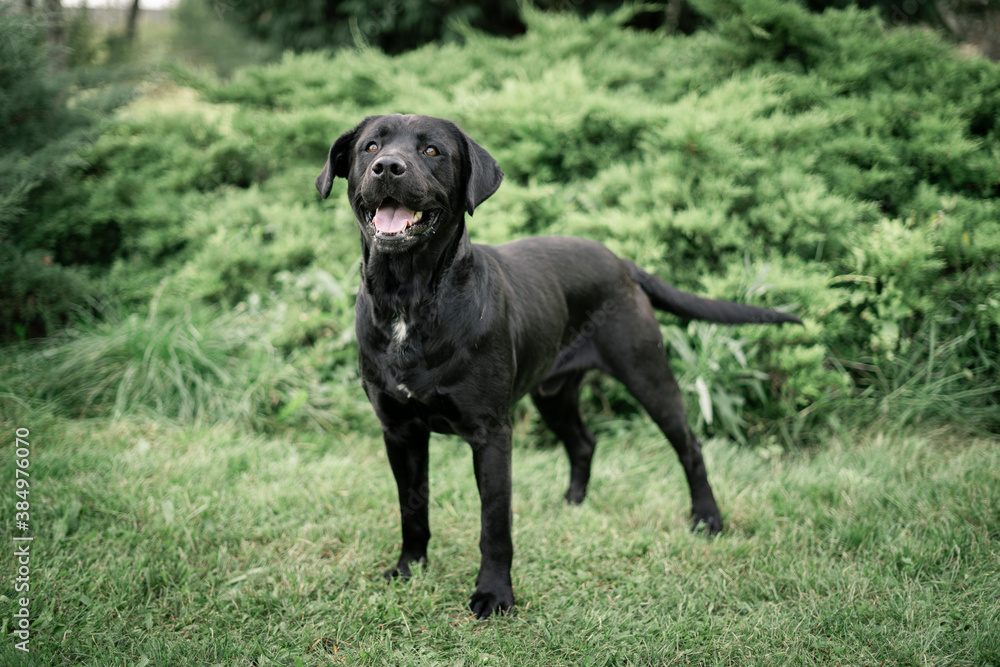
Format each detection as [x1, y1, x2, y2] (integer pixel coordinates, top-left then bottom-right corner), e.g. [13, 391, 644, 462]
[627, 261, 802, 326]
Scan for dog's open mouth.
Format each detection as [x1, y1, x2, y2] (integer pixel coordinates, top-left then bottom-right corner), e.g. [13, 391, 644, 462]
[368, 198, 436, 238]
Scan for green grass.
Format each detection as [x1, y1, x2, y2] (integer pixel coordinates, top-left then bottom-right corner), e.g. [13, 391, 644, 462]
[1, 409, 997, 665]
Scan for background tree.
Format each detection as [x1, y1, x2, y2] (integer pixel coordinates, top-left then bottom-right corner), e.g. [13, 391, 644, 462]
[211, 0, 999, 59]
[0, 1, 133, 340]
[126, 0, 140, 44]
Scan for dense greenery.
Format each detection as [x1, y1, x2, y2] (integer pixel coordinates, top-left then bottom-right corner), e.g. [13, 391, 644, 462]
[1, 7, 100, 339]
[214, 0, 683, 55]
[0, 1, 143, 340]
[203, 0, 1000, 55]
[5, 0, 998, 441]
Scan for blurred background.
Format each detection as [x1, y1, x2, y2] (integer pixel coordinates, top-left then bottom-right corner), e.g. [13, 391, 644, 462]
[3, 0, 998, 441]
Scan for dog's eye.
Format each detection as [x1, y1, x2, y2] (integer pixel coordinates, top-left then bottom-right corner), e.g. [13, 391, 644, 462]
[366, 142, 379, 153]
[424, 146, 439, 157]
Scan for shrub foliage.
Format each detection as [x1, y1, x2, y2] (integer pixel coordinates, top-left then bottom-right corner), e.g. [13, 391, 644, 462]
[3, 1, 998, 439]
[0, 2, 137, 339]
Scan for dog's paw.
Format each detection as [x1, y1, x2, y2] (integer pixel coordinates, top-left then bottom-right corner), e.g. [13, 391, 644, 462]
[564, 485, 587, 505]
[382, 565, 410, 581]
[468, 588, 515, 620]
[382, 556, 425, 581]
[691, 505, 723, 536]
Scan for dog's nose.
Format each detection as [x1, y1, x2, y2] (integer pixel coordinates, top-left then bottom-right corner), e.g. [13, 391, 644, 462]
[371, 156, 407, 178]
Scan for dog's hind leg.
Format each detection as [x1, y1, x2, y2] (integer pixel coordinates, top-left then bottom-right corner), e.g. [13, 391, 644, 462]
[531, 371, 596, 505]
[618, 358, 722, 533]
[598, 307, 723, 534]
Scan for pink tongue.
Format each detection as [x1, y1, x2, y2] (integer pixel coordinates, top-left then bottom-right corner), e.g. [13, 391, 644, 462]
[373, 203, 415, 234]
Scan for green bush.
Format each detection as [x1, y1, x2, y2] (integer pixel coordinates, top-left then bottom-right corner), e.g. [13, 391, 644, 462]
[6, 1, 999, 440]
[0, 246, 94, 341]
[0, 2, 137, 339]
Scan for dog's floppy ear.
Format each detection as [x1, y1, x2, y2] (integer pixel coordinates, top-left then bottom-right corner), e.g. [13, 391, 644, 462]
[316, 120, 370, 200]
[460, 130, 504, 216]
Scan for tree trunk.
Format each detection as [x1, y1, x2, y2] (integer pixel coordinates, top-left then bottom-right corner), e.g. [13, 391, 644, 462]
[44, 0, 64, 68]
[936, 1, 1000, 60]
[126, 0, 140, 44]
[44, 0, 62, 44]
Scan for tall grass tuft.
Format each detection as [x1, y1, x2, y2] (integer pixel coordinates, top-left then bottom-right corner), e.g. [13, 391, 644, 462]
[1, 301, 331, 431]
[843, 318, 1000, 433]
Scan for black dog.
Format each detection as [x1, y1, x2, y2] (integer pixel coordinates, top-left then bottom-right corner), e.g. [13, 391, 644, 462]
[316, 114, 800, 619]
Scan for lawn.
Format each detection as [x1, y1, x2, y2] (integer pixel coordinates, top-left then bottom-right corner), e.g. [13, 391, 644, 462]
[1, 410, 997, 665]
[2, 1, 999, 664]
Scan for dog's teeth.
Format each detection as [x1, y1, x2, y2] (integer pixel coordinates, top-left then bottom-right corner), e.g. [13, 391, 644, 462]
[412, 211, 423, 224]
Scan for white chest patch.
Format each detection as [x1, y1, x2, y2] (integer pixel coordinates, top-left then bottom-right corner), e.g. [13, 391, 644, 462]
[392, 316, 408, 346]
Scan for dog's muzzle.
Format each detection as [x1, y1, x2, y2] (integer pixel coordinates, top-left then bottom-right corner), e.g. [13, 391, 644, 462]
[366, 197, 438, 242]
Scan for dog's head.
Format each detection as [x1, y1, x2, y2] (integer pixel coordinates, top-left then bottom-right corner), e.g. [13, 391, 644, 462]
[316, 115, 503, 254]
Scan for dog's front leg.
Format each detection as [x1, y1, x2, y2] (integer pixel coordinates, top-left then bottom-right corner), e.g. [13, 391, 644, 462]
[382, 422, 431, 580]
[467, 417, 515, 619]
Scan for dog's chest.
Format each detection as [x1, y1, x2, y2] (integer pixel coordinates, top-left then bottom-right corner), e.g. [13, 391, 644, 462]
[362, 312, 449, 403]
[389, 315, 417, 397]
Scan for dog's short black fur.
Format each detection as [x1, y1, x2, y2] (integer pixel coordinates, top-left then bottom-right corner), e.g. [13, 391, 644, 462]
[316, 114, 801, 619]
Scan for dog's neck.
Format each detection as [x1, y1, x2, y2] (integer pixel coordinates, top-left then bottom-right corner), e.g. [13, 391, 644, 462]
[360, 221, 474, 320]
